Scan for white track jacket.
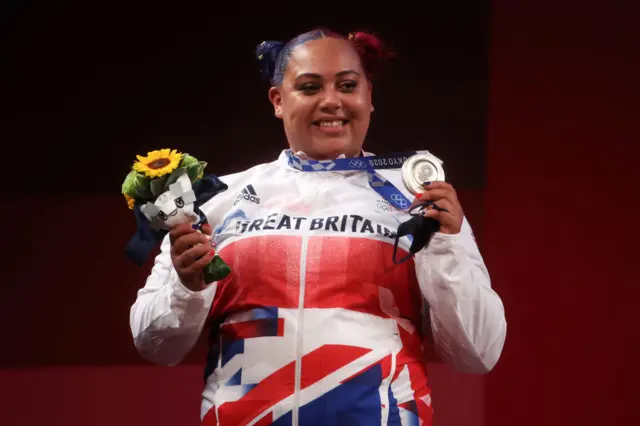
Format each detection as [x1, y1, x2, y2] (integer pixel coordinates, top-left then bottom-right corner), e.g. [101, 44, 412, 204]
[129, 149, 507, 426]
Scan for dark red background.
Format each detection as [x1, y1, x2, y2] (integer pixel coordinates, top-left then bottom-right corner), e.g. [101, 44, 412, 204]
[1, 1, 638, 425]
[485, 2, 639, 425]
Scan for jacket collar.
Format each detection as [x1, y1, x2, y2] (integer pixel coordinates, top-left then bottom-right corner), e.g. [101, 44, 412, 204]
[276, 149, 371, 171]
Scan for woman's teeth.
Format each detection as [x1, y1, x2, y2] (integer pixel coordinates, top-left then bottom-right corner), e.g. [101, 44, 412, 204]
[318, 120, 345, 127]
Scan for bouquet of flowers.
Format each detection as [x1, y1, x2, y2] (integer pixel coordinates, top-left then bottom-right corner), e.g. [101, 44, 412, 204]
[122, 148, 231, 283]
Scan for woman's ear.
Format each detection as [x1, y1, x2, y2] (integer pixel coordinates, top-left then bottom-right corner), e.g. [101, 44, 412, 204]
[269, 87, 283, 118]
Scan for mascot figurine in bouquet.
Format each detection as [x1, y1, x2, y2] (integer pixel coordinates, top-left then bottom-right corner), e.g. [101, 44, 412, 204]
[121, 148, 230, 283]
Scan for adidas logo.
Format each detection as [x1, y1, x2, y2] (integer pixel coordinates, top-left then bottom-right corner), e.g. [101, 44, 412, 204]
[234, 184, 260, 205]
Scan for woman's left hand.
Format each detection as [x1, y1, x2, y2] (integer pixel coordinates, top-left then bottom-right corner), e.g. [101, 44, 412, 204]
[415, 182, 464, 235]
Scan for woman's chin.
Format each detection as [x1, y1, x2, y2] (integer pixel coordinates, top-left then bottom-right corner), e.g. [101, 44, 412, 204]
[310, 140, 360, 160]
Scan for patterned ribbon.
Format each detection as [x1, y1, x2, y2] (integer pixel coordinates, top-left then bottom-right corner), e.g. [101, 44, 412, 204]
[285, 150, 424, 210]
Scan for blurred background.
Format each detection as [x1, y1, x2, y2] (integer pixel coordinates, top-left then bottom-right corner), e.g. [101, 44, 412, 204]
[0, 0, 638, 425]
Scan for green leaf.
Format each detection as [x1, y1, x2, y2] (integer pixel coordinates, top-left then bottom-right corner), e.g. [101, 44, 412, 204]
[187, 162, 201, 181]
[150, 175, 168, 197]
[202, 255, 231, 283]
[132, 173, 153, 200]
[180, 154, 199, 168]
[194, 160, 207, 180]
[121, 170, 136, 195]
[164, 166, 187, 190]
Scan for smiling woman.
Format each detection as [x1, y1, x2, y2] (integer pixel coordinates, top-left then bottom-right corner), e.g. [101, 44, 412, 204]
[128, 27, 506, 426]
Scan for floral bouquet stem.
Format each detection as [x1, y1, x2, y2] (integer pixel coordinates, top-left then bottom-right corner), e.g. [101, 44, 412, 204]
[203, 251, 231, 283]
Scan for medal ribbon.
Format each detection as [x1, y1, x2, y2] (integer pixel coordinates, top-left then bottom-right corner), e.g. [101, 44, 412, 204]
[285, 150, 426, 210]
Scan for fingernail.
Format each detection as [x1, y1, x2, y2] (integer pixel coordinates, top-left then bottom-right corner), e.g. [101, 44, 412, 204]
[423, 181, 431, 186]
[416, 193, 423, 199]
[209, 249, 216, 256]
[192, 224, 200, 230]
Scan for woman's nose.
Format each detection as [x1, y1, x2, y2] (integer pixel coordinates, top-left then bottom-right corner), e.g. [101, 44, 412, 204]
[319, 88, 341, 111]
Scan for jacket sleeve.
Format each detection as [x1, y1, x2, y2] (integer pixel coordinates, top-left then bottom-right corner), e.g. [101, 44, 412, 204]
[129, 233, 218, 366]
[414, 216, 507, 374]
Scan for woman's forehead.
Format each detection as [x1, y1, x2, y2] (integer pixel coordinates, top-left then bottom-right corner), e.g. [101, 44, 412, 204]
[286, 38, 362, 77]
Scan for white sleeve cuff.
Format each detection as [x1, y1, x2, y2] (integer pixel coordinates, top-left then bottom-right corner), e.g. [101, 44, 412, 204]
[166, 269, 217, 329]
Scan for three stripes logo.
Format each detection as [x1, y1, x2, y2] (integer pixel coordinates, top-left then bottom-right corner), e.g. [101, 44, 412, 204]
[234, 184, 260, 205]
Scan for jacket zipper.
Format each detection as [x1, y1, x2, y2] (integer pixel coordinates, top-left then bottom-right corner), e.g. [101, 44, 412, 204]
[292, 187, 316, 425]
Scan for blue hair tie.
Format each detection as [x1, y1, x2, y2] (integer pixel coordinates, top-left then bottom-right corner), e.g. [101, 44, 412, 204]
[256, 40, 284, 82]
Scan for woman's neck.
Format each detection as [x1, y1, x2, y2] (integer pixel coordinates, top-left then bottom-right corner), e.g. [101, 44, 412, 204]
[292, 148, 362, 161]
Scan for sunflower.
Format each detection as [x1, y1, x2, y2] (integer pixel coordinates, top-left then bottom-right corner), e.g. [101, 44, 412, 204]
[133, 148, 182, 178]
[124, 192, 136, 210]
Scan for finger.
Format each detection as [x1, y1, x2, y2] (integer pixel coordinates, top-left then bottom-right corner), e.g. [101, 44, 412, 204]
[423, 208, 445, 224]
[200, 223, 213, 236]
[169, 222, 196, 245]
[421, 182, 457, 201]
[423, 206, 456, 223]
[428, 199, 454, 213]
[409, 194, 428, 211]
[432, 198, 465, 220]
[172, 231, 210, 256]
[409, 199, 438, 215]
[423, 203, 460, 232]
[419, 188, 458, 203]
[191, 222, 214, 245]
[422, 181, 454, 191]
[176, 244, 214, 270]
[185, 247, 218, 273]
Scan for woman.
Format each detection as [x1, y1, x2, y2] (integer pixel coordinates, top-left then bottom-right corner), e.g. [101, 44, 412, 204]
[129, 28, 506, 426]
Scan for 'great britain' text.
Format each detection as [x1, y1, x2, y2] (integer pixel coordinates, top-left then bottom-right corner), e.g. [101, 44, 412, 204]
[235, 214, 397, 239]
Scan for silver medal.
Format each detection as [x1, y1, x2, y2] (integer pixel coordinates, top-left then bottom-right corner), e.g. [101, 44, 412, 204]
[401, 152, 445, 195]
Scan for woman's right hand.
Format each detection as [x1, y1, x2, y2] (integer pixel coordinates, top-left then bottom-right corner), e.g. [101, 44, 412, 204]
[169, 222, 216, 292]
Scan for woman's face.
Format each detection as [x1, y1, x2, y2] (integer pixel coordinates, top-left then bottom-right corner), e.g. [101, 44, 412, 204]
[269, 37, 373, 160]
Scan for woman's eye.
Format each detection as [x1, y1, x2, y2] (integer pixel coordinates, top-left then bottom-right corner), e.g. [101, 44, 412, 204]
[300, 83, 321, 94]
[339, 81, 357, 92]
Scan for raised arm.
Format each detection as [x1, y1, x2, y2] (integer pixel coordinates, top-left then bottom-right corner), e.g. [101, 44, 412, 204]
[129, 223, 218, 366]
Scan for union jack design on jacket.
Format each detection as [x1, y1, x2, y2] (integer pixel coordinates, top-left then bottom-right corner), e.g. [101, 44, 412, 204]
[130, 150, 507, 426]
